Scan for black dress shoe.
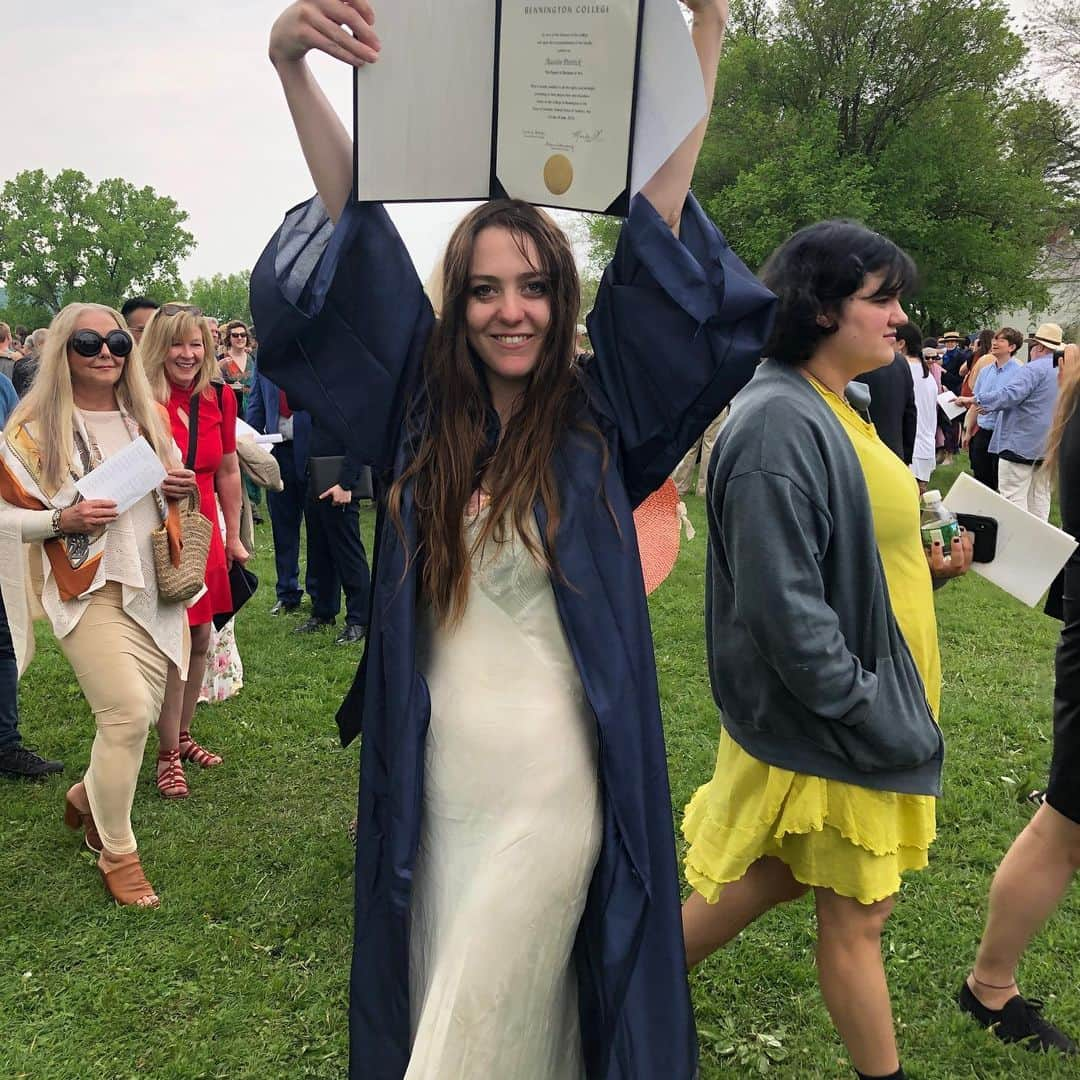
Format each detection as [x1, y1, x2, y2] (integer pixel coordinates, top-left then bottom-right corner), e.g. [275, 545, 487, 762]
[0, 745, 64, 779]
[295, 615, 335, 634]
[336, 624, 367, 645]
[270, 600, 301, 616]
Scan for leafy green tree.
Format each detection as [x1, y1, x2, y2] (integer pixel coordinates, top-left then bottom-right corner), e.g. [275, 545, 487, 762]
[187, 271, 252, 324]
[583, 0, 1077, 330]
[0, 169, 194, 327]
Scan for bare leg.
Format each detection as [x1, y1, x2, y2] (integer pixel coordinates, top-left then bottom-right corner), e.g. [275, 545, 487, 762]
[157, 664, 184, 756]
[156, 622, 213, 788]
[968, 803, 1080, 1008]
[177, 621, 214, 751]
[682, 856, 809, 968]
[814, 888, 899, 1077]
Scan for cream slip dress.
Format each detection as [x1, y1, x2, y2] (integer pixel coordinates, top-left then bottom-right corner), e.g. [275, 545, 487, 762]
[407, 507, 602, 1078]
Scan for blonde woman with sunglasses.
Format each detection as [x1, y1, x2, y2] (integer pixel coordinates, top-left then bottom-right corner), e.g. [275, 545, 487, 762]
[0, 303, 196, 906]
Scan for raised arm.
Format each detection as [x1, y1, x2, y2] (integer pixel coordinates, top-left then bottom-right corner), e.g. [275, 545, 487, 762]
[639, 0, 728, 233]
[268, 0, 381, 222]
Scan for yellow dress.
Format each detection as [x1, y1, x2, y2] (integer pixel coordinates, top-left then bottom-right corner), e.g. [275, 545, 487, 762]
[683, 378, 940, 905]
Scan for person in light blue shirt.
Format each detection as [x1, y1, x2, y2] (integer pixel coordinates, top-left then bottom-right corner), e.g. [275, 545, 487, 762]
[960, 322, 1062, 520]
[0, 372, 16, 427]
[963, 327, 1022, 490]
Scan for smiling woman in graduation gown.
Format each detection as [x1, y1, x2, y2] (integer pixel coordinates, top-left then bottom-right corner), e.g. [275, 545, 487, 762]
[252, 196, 773, 1077]
[251, 6, 775, 1079]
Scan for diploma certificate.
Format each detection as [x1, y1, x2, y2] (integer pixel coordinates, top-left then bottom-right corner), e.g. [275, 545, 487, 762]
[494, 0, 642, 213]
[353, 0, 701, 215]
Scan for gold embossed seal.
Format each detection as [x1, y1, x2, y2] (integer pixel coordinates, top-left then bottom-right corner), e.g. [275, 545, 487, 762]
[543, 154, 573, 195]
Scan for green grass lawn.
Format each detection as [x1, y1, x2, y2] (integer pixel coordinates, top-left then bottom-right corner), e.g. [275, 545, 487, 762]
[2, 457, 1077, 1078]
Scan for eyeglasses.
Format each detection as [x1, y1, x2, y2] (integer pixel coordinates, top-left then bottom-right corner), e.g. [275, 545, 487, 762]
[230, 330, 248, 339]
[159, 303, 203, 317]
[69, 329, 133, 358]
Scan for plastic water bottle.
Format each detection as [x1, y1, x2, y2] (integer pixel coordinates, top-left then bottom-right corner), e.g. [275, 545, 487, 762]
[920, 490, 960, 552]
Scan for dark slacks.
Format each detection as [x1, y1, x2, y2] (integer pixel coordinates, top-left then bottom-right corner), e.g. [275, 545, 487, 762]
[969, 426, 999, 491]
[267, 441, 309, 605]
[0, 591, 22, 749]
[305, 491, 372, 626]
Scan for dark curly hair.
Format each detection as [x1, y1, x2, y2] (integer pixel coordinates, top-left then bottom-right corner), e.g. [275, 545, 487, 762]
[759, 220, 918, 367]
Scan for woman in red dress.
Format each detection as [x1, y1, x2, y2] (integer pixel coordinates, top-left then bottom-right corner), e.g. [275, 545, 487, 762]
[140, 304, 248, 797]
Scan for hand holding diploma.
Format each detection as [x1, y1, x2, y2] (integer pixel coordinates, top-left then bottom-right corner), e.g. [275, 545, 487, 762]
[269, 0, 379, 68]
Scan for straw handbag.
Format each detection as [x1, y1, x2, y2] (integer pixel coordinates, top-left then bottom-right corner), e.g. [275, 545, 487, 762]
[152, 489, 213, 602]
[152, 387, 214, 602]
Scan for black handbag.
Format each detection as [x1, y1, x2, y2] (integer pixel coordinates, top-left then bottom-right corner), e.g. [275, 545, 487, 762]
[213, 563, 259, 630]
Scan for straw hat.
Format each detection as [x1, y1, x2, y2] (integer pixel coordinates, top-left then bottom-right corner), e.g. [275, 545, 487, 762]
[1029, 322, 1064, 350]
[940, 331, 962, 343]
[634, 477, 684, 595]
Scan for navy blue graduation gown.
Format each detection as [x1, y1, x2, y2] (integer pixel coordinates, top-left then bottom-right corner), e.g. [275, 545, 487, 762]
[250, 191, 775, 1079]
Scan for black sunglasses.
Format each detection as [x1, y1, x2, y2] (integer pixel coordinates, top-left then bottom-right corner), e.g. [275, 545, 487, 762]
[229, 330, 248, 338]
[69, 329, 133, 358]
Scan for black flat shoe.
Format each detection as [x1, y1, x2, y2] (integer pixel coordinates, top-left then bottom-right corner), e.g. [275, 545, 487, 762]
[295, 616, 335, 634]
[270, 600, 301, 616]
[958, 981, 1078, 1054]
[336, 624, 367, 645]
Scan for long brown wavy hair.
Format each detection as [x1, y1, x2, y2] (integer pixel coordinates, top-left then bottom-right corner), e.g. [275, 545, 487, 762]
[388, 200, 604, 626]
[1043, 343, 1080, 479]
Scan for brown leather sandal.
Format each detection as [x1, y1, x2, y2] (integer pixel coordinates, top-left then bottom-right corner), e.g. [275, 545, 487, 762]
[64, 791, 103, 853]
[156, 748, 189, 799]
[99, 856, 160, 908]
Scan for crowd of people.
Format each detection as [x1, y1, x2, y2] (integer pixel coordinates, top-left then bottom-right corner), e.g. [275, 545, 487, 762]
[673, 321, 1078, 514]
[1, 0, 1078, 1075]
[0, 289, 374, 890]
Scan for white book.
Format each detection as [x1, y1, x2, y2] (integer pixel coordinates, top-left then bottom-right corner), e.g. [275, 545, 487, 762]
[943, 471, 1077, 608]
[353, 0, 705, 213]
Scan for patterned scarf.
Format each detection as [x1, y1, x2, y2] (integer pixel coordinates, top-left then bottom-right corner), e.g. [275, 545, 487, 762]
[0, 407, 178, 601]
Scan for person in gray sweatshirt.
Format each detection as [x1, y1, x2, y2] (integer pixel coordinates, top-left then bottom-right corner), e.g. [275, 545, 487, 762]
[680, 221, 972, 1080]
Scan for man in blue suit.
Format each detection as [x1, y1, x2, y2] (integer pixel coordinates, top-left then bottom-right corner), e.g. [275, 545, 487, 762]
[248, 365, 371, 640]
[247, 366, 311, 615]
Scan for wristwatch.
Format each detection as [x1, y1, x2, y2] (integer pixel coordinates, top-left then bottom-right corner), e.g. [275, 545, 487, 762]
[51, 508, 64, 537]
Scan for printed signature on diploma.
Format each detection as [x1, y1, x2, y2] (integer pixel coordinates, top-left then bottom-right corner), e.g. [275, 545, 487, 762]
[571, 129, 605, 144]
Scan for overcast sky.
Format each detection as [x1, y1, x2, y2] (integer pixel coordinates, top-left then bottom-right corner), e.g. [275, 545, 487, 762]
[5, 0, 1037, 291]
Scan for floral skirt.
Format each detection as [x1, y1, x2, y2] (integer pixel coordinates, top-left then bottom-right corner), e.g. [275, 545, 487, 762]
[197, 503, 243, 704]
[682, 729, 936, 905]
[198, 618, 243, 704]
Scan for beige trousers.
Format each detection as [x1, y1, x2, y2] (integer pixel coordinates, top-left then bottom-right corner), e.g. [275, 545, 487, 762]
[998, 460, 1053, 523]
[670, 409, 729, 497]
[56, 583, 168, 854]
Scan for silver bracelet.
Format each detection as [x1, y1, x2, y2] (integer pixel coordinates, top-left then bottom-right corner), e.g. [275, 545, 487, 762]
[51, 507, 64, 536]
